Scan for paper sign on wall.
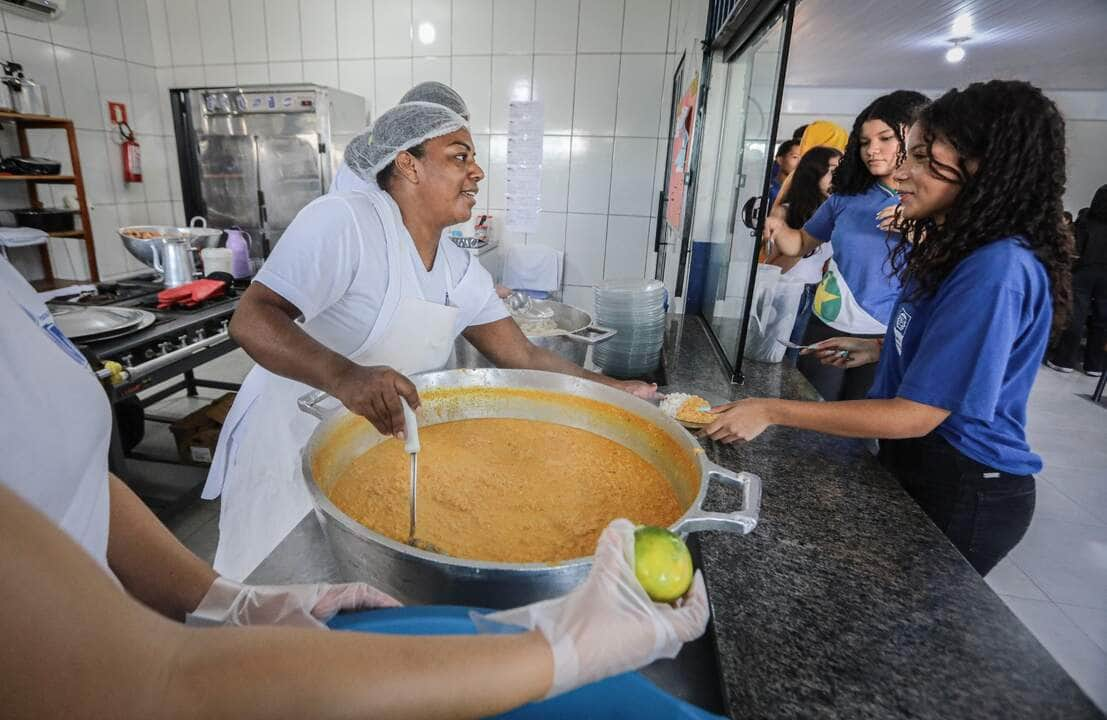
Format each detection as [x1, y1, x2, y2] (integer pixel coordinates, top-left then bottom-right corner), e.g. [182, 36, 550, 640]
[505, 101, 544, 234]
[666, 75, 699, 230]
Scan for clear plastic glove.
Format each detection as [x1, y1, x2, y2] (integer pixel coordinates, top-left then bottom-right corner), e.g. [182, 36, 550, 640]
[188, 577, 402, 629]
[473, 519, 709, 698]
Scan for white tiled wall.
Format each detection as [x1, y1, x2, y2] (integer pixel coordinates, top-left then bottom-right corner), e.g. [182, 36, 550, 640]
[1, 0, 181, 282]
[147, 0, 688, 307]
[7, 0, 698, 296]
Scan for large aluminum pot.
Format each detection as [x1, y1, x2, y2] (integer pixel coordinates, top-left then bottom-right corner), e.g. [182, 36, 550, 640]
[297, 369, 760, 608]
[452, 299, 615, 368]
[119, 220, 224, 269]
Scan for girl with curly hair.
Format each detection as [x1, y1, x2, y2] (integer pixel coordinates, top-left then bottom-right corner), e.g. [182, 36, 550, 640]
[702, 80, 1074, 576]
[763, 91, 929, 400]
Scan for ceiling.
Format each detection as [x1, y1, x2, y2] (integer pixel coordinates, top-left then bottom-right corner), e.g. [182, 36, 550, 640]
[784, 0, 1107, 91]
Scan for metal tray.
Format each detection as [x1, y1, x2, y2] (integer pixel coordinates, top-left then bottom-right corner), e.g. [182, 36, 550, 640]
[51, 305, 156, 341]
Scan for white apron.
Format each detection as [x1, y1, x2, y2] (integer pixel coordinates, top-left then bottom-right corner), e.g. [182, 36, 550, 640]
[205, 189, 489, 580]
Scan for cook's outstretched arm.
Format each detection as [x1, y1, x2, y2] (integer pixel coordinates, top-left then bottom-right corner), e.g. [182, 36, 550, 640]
[1, 483, 553, 720]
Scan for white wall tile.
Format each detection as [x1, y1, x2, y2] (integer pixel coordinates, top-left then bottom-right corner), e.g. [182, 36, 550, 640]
[451, 0, 492, 55]
[485, 134, 507, 210]
[147, 200, 175, 224]
[7, 35, 64, 121]
[412, 57, 450, 85]
[118, 0, 155, 65]
[609, 137, 657, 215]
[4, 8, 52, 40]
[48, 237, 91, 280]
[50, 0, 92, 51]
[374, 57, 412, 107]
[173, 66, 206, 86]
[451, 55, 492, 134]
[561, 284, 594, 314]
[539, 135, 570, 212]
[412, 0, 451, 56]
[338, 59, 374, 112]
[90, 203, 128, 278]
[268, 61, 304, 83]
[139, 133, 170, 201]
[77, 131, 114, 204]
[492, 0, 534, 55]
[567, 136, 612, 213]
[230, 0, 268, 63]
[533, 0, 577, 53]
[164, 135, 182, 206]
[622, 0, 669, 52]
[93, 55, 131, 128]
[572, 54, 618, 135]
[166, 0, 202, 66]
[197, 0, 235, 64]
[266, 0, 302, 61]
[303, 59, 339, 87]
[615, 53, 664, 136]
[531, 55, 574, 135]
[577, 0, 623, 53]
[373, 0, 412, 57]
[490, 55, 532, 133]
[603, 214, 649, 279]
[236, 62, 270, 84]
[154, 66, 174, 131]
[564, 212, 606, 284]
[145, 0, 171, 64]
[528, 211, 566, 254]
[336, 0, 373, 59]
[204, 64, 236, 85]
[300, 0, 337, 60]
[127, 63, 162, 135]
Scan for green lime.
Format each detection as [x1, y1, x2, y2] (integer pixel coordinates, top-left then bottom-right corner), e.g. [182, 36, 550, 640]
[634, 526, 694, 603]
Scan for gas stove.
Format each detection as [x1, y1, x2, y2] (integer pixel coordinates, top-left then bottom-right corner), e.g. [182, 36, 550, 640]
[50, 275, 243, 400]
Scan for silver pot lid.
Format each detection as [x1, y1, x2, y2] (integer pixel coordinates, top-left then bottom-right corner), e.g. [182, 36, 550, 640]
[51, 305, 155, 340]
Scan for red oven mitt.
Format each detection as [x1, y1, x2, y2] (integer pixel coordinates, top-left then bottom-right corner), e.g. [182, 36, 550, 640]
[157, 279, 226, 309]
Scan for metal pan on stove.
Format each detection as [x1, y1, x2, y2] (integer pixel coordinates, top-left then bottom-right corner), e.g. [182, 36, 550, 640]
[51, 306, 156, 341]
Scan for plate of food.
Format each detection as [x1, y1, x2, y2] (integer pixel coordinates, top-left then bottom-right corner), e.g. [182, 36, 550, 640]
[658, 393, 719, 429]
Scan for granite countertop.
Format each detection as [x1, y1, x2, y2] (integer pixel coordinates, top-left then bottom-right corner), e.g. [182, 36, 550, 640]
[665, 316, 1102, 719]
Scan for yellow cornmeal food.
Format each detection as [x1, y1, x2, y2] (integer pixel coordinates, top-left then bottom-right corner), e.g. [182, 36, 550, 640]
[326, 417, 683, 563]
[676, 395, 716, 425]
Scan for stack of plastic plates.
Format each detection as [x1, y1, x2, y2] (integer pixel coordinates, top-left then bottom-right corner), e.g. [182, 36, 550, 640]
[593, 279, 666, 378]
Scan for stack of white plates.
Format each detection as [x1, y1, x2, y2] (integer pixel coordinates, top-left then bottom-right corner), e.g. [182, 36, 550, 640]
[593, 279, 666, 378]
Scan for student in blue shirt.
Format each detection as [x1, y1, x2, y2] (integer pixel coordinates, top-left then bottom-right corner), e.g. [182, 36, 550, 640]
[763, 91, 929, 401]
[767, 139, 801, 210]
[702, 81, 1074, 576]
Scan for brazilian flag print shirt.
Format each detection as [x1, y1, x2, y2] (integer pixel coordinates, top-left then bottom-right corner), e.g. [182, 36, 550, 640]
[804, 183, 902, 334]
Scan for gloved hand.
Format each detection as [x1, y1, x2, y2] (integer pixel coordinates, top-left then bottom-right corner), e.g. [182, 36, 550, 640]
[473, 519, 709, 698]
[189, 578, 402, 629]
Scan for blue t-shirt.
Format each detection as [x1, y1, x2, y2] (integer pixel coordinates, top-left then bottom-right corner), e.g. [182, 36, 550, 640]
[767, 178, 782, 210]
[868, 237, 1051, 475]
[804, 183, 902, 325]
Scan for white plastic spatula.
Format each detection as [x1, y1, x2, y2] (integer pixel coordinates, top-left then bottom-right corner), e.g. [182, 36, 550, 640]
[399, 398, 421, 546]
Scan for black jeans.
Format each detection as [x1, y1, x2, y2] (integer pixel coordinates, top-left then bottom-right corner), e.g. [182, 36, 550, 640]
[1050, 268, 1107, 373]
[878, 434, 1036, 576]
[796, 315, 883, 400]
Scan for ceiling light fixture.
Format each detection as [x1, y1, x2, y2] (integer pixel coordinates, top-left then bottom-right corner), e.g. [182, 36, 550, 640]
[945, 38, 968, 64]
[418, 22, 436, 45]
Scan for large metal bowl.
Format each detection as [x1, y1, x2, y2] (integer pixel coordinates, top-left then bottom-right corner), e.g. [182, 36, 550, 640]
[119, 224, 224, 269]
[452, 299, 615, 368]
[297, 369, 760, 608]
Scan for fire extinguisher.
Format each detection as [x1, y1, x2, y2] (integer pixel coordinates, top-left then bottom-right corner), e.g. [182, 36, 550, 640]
[119, 121, 142, 183]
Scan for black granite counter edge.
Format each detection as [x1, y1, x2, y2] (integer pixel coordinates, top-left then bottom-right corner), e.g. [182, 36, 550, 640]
[661, 315, 1102, 720]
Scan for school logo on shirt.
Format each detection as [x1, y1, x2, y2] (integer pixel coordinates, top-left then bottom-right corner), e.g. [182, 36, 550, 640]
[893, 307, 912, 355]
[814, 271, 842, 321]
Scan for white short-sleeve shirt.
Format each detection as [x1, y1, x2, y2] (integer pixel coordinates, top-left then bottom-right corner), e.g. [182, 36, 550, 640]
[253, 191, 506, 357]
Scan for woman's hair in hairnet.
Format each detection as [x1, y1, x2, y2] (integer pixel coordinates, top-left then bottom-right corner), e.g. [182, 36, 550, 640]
[344, 101, 467, 183]
[400, 81, 470, 121]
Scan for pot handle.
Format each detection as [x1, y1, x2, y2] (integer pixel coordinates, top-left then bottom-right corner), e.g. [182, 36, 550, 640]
[297, 388, 340, 420]
[567, 324, 617, 345]
[189, 215, 207, 228]
[672, 461, 761, 535]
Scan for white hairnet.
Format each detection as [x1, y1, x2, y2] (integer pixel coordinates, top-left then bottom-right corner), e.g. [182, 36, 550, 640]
[400, 81, 470, 120]
[344, 101, 467, 182]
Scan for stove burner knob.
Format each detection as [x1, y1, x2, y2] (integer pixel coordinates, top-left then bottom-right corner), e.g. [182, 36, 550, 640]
[121, 354, 134, 368]
[220, 319, 230, 334]
[145, 348, 158, 360]
[194, 328, 207, 342]
[178, 334, 190, 348]
[158, 341, 174, 355]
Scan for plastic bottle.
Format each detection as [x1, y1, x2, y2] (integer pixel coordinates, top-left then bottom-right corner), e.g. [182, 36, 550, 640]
[225, 228, 252, 278]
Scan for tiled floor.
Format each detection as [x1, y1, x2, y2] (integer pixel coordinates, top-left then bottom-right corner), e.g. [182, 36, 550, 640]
[984, 366, 1107, 711]
[162, 350, 1107, 711]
